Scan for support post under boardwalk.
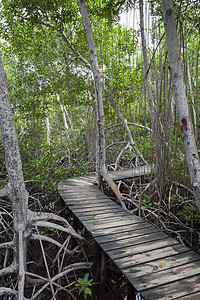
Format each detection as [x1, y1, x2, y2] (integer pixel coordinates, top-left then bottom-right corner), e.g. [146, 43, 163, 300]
[127, 280, 137, 300]
[93, 241, 107, 299]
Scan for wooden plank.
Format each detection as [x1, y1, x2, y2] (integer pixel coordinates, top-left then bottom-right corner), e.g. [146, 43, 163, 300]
[99, 230, 166, 251]
[60, 195, 108, 201]
[140, 274, 200, 300]
[174, 291, 200, 299]
[72, 204, 124, 214]
[72, 205, 126, 215]
[95, 225, 157, 244]
[121, 249, 198, 278]
[72, 201, 118, 209]
[90, 221, 145, 237]
[60, 192, 105, 199]
[85, 217, 142, 231]
[131, 260, 200, 292]
[114, 244, 190, 270]
[107, 237, 179, 260]
[108, 165, 153, 180]
[75, 211, 129, 222]
[83, 213, 140, 227]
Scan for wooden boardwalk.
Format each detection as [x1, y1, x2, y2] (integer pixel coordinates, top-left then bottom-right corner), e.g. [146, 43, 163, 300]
[58, 165, 200, 300]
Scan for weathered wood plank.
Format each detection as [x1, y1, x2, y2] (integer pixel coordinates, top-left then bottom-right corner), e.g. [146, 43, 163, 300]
[174, 291, 200, 299]
[60, 195, 108, 201]
[107, 237, 179, 260]
[108, 165, 153, 180]
[95, 225, 157, 244]
[90, 221, 145, 237]
[83, 214, 140, 227]
[121, 248, 200, 278]
[99, 230, 166, 251]
[131, 260, 200, 292]
[72, 204, 124, 214]
[141, 274, 200, 300]
[115, 244, 189, 272]
[114, 244, 190, 270]
[121, 250, 198, 278]
[72, 201, 118, 209]
[75, 211, 129, 222]
[60, 192, 105, 199]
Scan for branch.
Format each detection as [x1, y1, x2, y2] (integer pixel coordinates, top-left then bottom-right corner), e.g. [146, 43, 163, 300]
[0, 288, 18, 297]
[0, 183, 10, 197]
[101, 167, 127, 210]
[28, 210, 72, 227]
[114, 142, 130, 170]
[108, 97, 148, 165]
[31, 233, 76, 256]
[26, 272, 78, 300]
[0, 241, 13, 249]
[105, 123, 153, 133]
[34, 221, 84, 242]
[22, 17, 91, 69]
[0, 263, 17, 277]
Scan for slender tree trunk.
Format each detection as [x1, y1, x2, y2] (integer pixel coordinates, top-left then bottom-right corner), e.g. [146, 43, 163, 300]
[45, 108, 51, 145]
[162, 0, 200, 210]
[56, 94, 69, 137]
[0, 52, 28, 299]
[139, 0, 166, 196]
[78, 0, 123, 203]
[78, 0, 105, 180]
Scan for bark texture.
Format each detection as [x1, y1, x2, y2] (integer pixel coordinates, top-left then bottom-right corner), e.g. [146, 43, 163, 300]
[0, 52, 28, 299]
[162, 0, 200, 210]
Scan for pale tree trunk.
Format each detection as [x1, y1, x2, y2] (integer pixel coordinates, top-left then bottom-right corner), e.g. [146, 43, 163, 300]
[0, 52, 28, 299]
[0, 52, 88, 299]
[45, 108, 51, 145]
[139, 0, 166, 196]
[162, 0, 200, 211]
[185, 49, 197, 139]
[78, 0, 124, 204]
[56, 94, 70, 137]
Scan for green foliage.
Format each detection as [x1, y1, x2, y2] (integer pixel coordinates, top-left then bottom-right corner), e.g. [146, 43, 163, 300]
[75, 272, 93, 299]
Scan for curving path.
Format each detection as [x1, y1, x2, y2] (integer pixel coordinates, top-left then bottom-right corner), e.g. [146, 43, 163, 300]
[58, 165, 200, 300]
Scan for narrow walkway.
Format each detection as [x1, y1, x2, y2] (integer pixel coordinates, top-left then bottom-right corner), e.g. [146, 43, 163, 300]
[58, 165, 200, 300]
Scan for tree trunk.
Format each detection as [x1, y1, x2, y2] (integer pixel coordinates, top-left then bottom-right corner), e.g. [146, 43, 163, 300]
[78, 0, 124, 204]
[139, 0, 166, 196]
[0, 52, 28, 299]
[45, 108, 51, 145]
[162, 0, 200, 211]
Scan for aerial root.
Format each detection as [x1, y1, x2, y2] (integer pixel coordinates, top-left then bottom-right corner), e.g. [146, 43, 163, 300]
[0, 263, 17, 277]
[0, 287, 18, 297]
[28, 262, 92, 300]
